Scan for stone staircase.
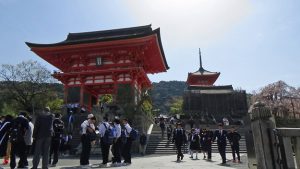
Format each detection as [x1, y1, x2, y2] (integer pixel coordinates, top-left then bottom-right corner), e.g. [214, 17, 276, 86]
[146, 125, 247, 155]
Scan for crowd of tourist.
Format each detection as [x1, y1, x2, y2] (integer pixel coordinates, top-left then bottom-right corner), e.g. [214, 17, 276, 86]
[0, 107, 140, 169]
[0, 108, 242, 169]
[158, 116, 242, 165]
[0, 107, 69, 169]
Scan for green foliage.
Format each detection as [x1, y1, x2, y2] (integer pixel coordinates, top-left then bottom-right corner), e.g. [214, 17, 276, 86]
[1, 102, 18, 116]
[140, 91, 153, 117]
[169, 97, 183, 115]
[100, 94, 113, 104]
[116, 84, 135, 118]
[150, 81, 186, 115]
[47, 98, 64, 113]
[141, 99, 152, 113]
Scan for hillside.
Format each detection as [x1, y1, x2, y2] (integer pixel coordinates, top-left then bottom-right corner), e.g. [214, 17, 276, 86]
[149, 81, 187, 115]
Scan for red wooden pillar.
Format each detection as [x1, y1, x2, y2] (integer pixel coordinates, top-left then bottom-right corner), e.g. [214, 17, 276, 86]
[88, 94, 92, 111]
[112, 73, 117, 103]
[80, 85, 84, 107]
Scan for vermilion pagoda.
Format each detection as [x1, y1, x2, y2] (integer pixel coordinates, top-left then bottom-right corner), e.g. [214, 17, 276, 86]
[183, 49, 248, 124]
[186, 49, 220, 86]
[26, 25, 169, 111]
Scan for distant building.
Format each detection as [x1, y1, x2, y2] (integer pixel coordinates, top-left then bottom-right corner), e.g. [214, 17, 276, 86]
[183, 49, 248, 125]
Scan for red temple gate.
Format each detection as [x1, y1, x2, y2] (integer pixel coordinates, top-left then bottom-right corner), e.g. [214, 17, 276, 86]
[26, 25, 169, 111]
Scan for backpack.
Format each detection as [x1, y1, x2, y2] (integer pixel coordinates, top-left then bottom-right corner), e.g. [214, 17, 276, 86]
[10, 123, 24, 143]
[53, 119, 64, 139]
[120, 130, 127, 144]
[102, 123, 114, 145]
[128, 128, 139, 141]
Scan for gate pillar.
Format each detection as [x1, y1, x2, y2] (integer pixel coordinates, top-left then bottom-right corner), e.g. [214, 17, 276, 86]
[249, 102, 280, 169]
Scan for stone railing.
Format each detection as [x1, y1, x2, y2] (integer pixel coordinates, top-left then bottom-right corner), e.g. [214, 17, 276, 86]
[248, 102, 300, 169]
[273, 128, 300, 169]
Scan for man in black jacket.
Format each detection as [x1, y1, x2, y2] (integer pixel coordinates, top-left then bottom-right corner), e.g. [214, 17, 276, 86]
[213, 123, 228, 165]
[49, 113, 64, 167]
[172, 122, 186, 162]
[10, 112, 29, 169]
[32, 107, 54, 169]
[227, 127, 241, 163]
[202, 127, 214, 161]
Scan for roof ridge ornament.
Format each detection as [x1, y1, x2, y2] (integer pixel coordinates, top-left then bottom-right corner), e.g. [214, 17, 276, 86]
[199, 48, 204, 72]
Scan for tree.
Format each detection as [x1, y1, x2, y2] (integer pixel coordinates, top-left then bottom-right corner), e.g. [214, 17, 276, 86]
[138, 90, 153, 117]
[100, 94, 113, 104]
[0, 60, 56, 113]
[169, 97, 183, 115]
[150, 81, 186, 114]
[252, 80, 300, 119]
[46, 98, 64, 113]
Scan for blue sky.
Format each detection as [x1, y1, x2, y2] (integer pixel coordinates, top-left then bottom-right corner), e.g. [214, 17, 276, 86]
[0, 0, 299, 93]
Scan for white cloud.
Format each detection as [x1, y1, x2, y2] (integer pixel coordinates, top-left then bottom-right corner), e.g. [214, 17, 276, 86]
[126, 0, 252, 47]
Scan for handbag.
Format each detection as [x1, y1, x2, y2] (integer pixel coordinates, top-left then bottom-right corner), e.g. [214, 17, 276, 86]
[86, 126, 97, 141]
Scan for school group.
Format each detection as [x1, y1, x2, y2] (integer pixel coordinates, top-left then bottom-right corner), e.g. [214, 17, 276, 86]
[0, 107, 140, 169]
[162, 120, 242, 165]
[80, 113, 140, 168]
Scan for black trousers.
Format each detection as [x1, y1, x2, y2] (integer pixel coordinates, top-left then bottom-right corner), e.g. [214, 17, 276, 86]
[231, 144, 240, 161]
[10, 140, 27, 169]
[49, 138, 61, 165]
[24, 145, 32, 166]
[161, 128, 165, 138]
[122, 138, 132, 163]
[80, 135, 91, 165]
[100, 139, 110, 164]
[218, 144, 226, 163]
[175, 143, 183, 160]
[112, 139, 122, 163]
[32, 137, 51, 169]
[167, 133, 172, 140]
[207, 143, 212, 159]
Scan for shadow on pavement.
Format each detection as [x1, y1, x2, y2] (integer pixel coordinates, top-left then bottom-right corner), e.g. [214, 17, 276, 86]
[60, 164, 101, 169]
[171, 160, 187, 163]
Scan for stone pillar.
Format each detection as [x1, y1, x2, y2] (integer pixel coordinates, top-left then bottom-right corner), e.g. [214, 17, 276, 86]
[249, 102, 280, 169]
[296, 137, 300, 169]
[243, 114, 257, 169]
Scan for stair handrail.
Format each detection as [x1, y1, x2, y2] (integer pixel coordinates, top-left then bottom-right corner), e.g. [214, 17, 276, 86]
[144, 124, 154, 155]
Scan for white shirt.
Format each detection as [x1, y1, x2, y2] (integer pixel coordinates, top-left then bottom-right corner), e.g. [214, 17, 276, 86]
[81, 120, 95, 134]
[98, 121, 110, 137]
[114, 123, 121, 138]
[124, 123, 132, 137]
[24, 121, 34, 145]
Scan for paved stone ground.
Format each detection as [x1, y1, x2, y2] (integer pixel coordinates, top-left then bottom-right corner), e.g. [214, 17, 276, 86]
[0, 153, 248, 169]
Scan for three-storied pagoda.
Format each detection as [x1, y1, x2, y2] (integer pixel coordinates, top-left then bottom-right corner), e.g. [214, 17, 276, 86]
[26, 25, 169, 112]
[186, 49, 220, 86]
[183, 49, 247, 124]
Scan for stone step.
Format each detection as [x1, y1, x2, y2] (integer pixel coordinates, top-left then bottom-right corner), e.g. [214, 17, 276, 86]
[147, 141, 247, 146]
[146, 151, 247, 154]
